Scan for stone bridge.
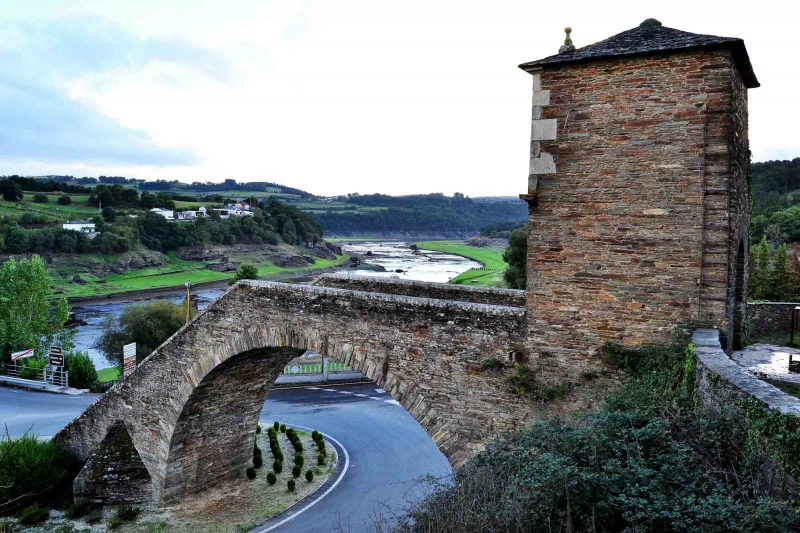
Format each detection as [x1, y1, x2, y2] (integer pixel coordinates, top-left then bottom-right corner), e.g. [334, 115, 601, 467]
[54, 276, 537, 505]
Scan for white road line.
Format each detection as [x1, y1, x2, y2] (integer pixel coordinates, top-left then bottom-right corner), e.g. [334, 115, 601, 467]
[375, 388, 386, 394]
[338, 391, 353, 395]
[305, 387, 320, 390]
[321, 389, 337, 392]
[368, 397, 383, 401]
[384, 400, 401, 406]
[353, 394, 368, 397]
[252, 425, 350, 533]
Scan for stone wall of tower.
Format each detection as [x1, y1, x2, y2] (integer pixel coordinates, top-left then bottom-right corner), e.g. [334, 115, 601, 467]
[525, 48, 748, 376]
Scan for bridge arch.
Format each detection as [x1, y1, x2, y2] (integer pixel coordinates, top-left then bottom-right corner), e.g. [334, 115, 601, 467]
[55, 280, 531, 505]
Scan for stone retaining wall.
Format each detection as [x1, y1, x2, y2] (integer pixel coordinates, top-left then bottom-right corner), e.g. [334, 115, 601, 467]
[693, 329, 800, 415]
[746, 302, 800, 340]
[313, 273, 526, 307]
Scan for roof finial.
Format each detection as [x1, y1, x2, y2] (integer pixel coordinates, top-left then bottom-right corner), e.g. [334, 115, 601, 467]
[559, 27, 575, 54]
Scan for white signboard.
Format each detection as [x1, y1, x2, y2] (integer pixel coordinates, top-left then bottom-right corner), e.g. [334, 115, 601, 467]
[123, 343, 137, 379]
[11, 349, 34, 362]
[48, 346, 64, 367]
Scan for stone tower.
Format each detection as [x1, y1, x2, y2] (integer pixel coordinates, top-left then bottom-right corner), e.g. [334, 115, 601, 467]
[518, 19, 758, 369]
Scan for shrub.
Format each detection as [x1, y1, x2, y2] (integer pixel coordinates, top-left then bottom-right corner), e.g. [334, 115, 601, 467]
[85, 509, 104, 524]
[253, 449, 263, 468]
[19, 356, 48, 380]
[0, 518, 15, 533]
[256, 425, 262, 434]
[32, 193, 48, 203]
[293, 440, 303, 453]
[65, 352, 98, 389]
[305, 470, 314, 482]
[273, 460, 283, 474]
[107, 517, 123, 530]
[17, 503, 49, 525]
[274, 449, 284, 462]
[294, 454, 304, 468]
[292, 465, 301, 478]
[0, 433, 78, 512]
[273, 421, 280, 431]
[280, 424, 286, 433]
[317, 454, 325, 466]
[58, 195, 72, 205]
[311, 430, 321, 442]
[319, 448, 327, 458]
[287, 479, 296, 492]
[246, 467, 257, 480]
[267, 471, 277, 485]
[115, 505, 139, 522]
[481, 357, 503, 370]
[64, 500, 97, 519]
[317, 439, 325, 451]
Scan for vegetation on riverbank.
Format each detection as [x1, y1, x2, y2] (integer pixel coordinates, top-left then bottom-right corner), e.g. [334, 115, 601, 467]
[389, 338, 800, 533]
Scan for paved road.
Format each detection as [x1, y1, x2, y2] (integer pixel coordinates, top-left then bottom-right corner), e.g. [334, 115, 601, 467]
[0, 383, 452, 532]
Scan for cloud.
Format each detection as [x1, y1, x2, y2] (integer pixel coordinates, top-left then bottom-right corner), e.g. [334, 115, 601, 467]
[0, 16, 229, 166]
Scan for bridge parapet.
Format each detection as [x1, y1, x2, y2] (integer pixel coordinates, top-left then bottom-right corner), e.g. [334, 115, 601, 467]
[54, 280, 533, 505]
[312, 273, 526, 307]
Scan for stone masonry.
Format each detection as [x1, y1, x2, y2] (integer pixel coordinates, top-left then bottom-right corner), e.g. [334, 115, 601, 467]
[55, 280, 542, 504]
[518, 19, 758, 379]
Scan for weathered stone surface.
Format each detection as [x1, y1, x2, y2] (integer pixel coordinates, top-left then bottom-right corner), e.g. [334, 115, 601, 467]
[312, 274, 526, 307]
[525, 48, 751, 369]
[55, 280, 560, 505]
[745, 302, 799, 339]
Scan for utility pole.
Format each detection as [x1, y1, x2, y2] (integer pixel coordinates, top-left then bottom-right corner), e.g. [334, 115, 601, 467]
[185, 280, 192, 323]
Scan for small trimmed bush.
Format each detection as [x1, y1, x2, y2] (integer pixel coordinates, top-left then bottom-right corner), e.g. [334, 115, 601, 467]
[293, 441, 303, 452]
[280, 423, 286, 433]
[253, 450, 263, 468]
[115, 505, 139, 522]
[317, 453, 325, 466]
[288, 479, 296, 492]
[256, 425, 262, 434]
[317, 439, 325, 451]
[32, 192, 48, 203]
[58, 195, 72, 205]
[305, 469, 314, 482]
[267, 471, 277, 485]
[85, 509, 103, 524]
[274, 449, 284, 462]
[311, 430, 321, 442]
[273, 460, 283, 473]
[273, 421, 280, 431]
[294, 454, 304, 468]
[246, 467, 257, 480]
[320, 448, 327, 458]
[17, 503, 49, 525]
[292, 465, 301, 478]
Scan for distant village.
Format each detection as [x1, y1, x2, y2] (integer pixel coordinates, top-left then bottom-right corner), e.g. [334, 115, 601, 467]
[61, 200, 255, 237]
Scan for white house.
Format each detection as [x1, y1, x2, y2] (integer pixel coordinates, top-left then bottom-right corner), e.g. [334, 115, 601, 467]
[62, 220, 96, 233]
[214, 205, 254, 219]
[150, 208, 174, 220]
[176, 206, 209, 221]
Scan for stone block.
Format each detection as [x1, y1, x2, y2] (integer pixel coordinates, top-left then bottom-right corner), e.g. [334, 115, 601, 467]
[529, 152, 556, 175]
[531, 119, 558, 141]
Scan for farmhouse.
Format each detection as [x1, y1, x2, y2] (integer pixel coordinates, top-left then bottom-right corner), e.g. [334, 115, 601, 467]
[149, 207, 174, 220]
[62, 220, 95, 234]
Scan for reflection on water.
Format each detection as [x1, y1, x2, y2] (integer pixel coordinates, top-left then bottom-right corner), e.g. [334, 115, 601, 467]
[72, 242, 479, 370]
[336, 242, 481, 283]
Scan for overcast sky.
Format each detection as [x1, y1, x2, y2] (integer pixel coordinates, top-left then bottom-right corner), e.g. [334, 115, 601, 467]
[0, 0, 796, 196]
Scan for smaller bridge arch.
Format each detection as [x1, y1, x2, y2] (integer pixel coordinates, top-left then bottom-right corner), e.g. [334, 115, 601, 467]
[55, 279, 535, 505]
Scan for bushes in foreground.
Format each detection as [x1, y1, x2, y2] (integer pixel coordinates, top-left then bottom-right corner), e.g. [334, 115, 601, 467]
[389, 340, 800, 533]
[0, 433, 78, 513]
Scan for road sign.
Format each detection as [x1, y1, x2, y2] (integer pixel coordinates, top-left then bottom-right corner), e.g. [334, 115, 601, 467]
[48, 346, 64, 367]
[11, 349, 34, 362]
[123, 343, 137, 379]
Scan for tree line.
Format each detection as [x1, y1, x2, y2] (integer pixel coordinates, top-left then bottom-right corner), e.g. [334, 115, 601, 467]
[0, 197, 322, 255]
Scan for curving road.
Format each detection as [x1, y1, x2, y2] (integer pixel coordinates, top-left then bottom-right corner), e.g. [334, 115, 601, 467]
[0, 383, 452, 532]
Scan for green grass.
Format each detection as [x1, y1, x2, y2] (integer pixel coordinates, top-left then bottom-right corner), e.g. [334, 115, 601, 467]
[97, 367, 121, 383]
[414, 240, 508, 288]
[413, 241, 507, 270]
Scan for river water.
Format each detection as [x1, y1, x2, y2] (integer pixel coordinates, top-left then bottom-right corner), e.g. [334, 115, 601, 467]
[72, 242, 481, 370]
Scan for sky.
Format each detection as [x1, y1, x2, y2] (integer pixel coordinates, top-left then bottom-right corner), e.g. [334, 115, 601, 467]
[0, 0, 797, 197]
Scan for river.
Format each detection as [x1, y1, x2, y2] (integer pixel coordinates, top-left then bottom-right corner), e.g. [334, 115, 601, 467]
[72, 242, 481, 370]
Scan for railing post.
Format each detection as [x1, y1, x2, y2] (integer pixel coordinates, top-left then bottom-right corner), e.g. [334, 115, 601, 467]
[323, 357, 329, 382]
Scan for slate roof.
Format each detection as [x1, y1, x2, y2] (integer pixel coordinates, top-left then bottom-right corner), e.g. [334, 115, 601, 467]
[520, 19, 759, 88]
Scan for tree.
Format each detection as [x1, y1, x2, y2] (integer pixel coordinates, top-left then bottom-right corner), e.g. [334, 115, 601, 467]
[102, 206, 117, 222]
[503, 228, 527, 289]
[57, 195, 72, 205]
[0, 256, 73, 363]
[32, 193, 48, 203]
[95, 300, 192, 366]
[0, 180, 23, 202]
[234, 264, 258, 282]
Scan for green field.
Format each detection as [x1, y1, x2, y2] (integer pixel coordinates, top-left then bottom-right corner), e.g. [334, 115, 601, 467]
[97, 367, 121, 383]
[413, 240, 508, 288]
[49, 252, 350, 299]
